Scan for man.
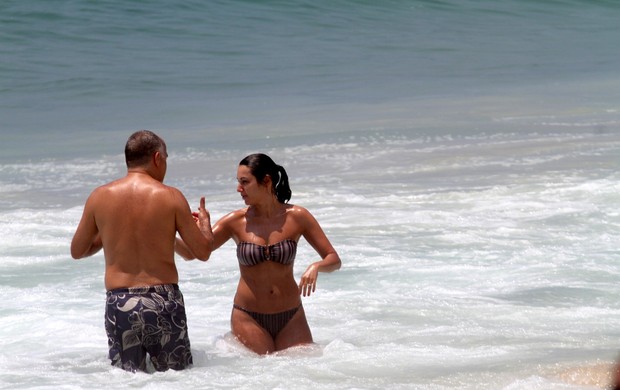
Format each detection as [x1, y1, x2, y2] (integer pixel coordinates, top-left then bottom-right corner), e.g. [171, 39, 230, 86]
[71, 130, 213, 372]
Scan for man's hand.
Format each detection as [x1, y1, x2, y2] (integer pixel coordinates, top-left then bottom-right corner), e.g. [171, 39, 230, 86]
[196, 197, 213, 246]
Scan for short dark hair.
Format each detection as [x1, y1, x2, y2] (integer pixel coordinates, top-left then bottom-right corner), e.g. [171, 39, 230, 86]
[125, 130, 165, 168]
[240, 153, 291, 203]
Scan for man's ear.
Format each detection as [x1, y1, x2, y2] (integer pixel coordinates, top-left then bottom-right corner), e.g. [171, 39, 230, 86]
[153, 151, 162, 167]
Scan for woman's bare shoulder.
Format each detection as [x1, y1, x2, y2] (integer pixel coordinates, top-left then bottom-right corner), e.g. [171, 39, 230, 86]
[217, 207, 249, 224]
[286, 203, 309, 213]
[285, 204, 315, 221]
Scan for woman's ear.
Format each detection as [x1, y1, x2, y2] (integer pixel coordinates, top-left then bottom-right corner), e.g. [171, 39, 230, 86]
[263, 174, 272, 186]
[263, 174, 274, 191]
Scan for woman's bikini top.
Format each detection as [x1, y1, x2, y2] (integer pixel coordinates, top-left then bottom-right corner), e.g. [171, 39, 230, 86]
[236, 239, 297, 267]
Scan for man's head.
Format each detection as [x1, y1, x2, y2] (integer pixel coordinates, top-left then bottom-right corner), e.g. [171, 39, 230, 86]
[125, 130, 166, 168]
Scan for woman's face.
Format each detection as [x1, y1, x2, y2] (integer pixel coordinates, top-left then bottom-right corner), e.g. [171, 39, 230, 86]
[237, 165, 267, 205]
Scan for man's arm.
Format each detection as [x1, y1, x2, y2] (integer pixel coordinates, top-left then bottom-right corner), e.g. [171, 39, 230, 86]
[71, 194, 103, 259]
[175, 194, 214, 261]
[176, 206, 238, 260]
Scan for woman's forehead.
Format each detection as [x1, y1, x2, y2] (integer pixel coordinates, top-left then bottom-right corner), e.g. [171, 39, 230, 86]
[237, 165, 252, 178]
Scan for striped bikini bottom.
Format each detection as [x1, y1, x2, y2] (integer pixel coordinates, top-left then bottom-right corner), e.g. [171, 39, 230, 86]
[233, 304, 301, 339]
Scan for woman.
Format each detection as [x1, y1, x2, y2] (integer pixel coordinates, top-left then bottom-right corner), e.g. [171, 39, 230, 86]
[177, 153, 341, 354]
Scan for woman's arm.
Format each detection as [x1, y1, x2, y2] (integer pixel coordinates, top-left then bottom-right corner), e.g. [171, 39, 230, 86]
[295, 206, 341, 296]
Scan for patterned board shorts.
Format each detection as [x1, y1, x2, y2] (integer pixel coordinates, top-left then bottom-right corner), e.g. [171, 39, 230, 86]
[105, 284, 193, 372]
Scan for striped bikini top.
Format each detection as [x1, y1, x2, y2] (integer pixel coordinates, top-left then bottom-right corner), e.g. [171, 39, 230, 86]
[236, 239, 297, 267]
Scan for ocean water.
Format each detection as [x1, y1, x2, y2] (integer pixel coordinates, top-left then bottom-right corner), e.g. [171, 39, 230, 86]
[1, 1, 620, 389]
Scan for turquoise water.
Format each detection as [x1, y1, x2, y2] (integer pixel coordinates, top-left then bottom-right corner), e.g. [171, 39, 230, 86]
[2, 0, 619, 157]
[1, 1, 620, 389]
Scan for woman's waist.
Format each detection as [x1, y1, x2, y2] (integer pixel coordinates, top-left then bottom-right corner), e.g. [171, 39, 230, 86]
[234, 282, 301, 312]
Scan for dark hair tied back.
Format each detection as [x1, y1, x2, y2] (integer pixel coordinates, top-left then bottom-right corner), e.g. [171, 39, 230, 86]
[274, 164, 291, 204]
[240, 153, 292, 203]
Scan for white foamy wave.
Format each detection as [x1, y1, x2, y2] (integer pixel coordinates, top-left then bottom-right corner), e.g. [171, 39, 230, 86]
[1, 130, 619, 389]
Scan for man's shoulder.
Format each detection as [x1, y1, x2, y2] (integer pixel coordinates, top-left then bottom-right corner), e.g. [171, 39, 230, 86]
[160, 184, 186, 200]
[88, 179, 120, 197]
[90, 177, 182, 199]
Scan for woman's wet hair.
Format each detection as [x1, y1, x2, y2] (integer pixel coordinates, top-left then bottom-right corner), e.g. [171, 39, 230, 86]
[240, 153, 291, 204]
[125, 130, 165, 168]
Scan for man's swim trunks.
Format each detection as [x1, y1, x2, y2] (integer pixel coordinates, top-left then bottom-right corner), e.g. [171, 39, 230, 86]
[105, 284, 192, 372]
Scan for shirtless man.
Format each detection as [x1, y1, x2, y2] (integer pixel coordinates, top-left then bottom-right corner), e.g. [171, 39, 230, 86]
[71, 130, 213, 372]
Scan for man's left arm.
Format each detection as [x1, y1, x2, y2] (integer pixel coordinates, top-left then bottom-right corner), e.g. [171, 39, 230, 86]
[71, 195, 103, 259]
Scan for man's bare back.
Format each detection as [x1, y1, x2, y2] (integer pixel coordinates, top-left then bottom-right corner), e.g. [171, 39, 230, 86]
[80, 173, 191, 289]
[71, 143, 213, 290]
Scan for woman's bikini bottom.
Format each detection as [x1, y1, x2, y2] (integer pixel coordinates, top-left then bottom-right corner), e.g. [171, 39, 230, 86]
[233, 304, 301, 339]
